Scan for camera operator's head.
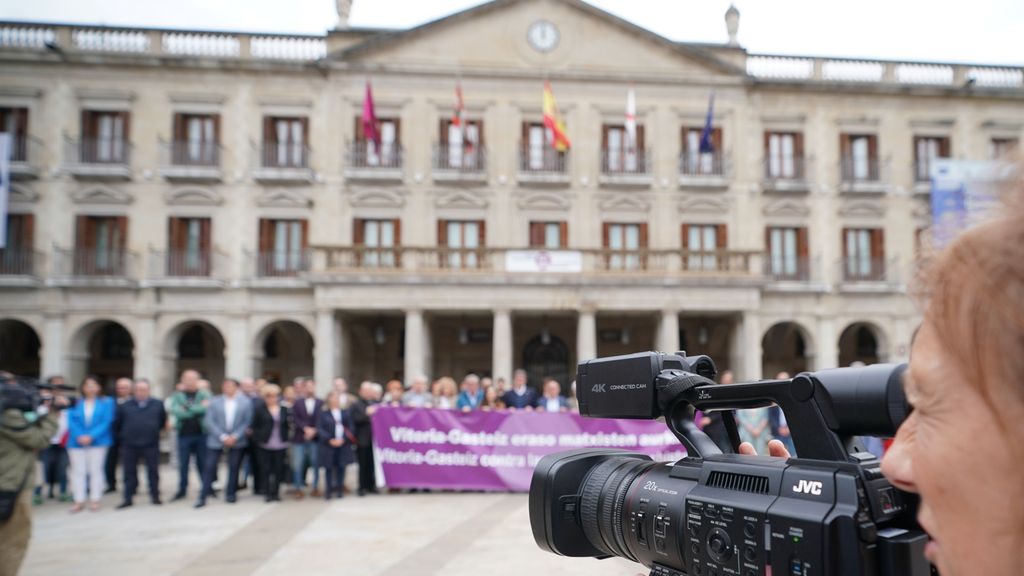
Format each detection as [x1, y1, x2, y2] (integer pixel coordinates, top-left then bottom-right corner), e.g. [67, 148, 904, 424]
[80, 375, 101, 399]
[881, 178, 1024, 576]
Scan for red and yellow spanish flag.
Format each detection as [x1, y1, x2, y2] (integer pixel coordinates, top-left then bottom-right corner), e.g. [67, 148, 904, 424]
[542, 81, 571, 151]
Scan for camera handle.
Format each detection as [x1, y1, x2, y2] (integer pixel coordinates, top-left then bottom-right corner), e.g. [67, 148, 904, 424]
[657, 371, 853, 463]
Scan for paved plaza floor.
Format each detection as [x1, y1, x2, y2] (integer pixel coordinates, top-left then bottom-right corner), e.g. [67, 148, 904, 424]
[22, 465, 639, 576]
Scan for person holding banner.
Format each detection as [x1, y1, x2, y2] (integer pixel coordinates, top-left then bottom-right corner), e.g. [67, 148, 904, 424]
[432, 377, 458, 410]
[502, 369, 539, 411]
[537, 378, 570, 413]
[456, 374, 484, 412]
[350, 382, 379, 496]
[318, 391, 355, 500]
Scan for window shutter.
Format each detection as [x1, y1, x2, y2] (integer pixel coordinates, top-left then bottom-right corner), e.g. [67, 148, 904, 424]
[841, 228, 850, 259]
[681, 126, 690, 153]
[868, 134, 878, 160]
[840, 134, 851, 159]
[763, 131, 771, 158]
[870, 228, 884, 261]
[76, 215, 90, 249]
[601, 125, 609, 149]
[794, 132, 805, 158]
[715, 224, 727, 249]
[638, 223, 649, 249]
[521, 122, 530, 147]
[474, 120, 484, 146]
[797, 228, 809, 260]
[477, 220, 486, 247]
[437, 220, 448, 246]
[681, 224, 691, 249]
[115, 216, 128, 250]
[199, 218, 212, 252]
[712, 127, 723, 153]
[20, 214, 34, 250]
[636, 125, 645, 149]
[559, 221, 568, 248]
[300, 219, 309, 249]
[354, 116, 364, 141]
[259, 219, 274, 253]
[173, 113, 186, 142]
[602, 223, 611, 249]
[392, 118, 401, 145]
[212, 114, 221, 144]
[264, 117, 275, 144]
[168, 217, 183, 251]
[353, 219, 365, 245]
[939, 137, 951, 158]
[392, 219, 402, 246]
[529, 222, 545, 248]
[120, 112, 131, 145]
[765, 227, 773, 252]
[439, 119, 449, 145]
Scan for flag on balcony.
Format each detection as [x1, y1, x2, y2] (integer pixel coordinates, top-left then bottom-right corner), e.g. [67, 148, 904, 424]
[699, 91, 715, 154]
[362, 81, 381, 148]
[453, 81, 467, 149]
[0, 134, 9, 249]
[625, 87, 637, 152]
[542, 81, 571, 151]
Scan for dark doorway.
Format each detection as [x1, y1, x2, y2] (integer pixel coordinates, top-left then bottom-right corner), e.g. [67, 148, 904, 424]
[522, 333, 570, 392]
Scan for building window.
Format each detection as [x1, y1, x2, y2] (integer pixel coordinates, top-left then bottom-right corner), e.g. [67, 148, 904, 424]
[681, 126, 723, 176]
[0, 107, 29, 162]
[354, 218, 400, 268]
[766, 227, 809, 280]
[172, 113, 219, 166]
[521, 121, 566, 172]
[438, 219, 485, 269]
[258, 218, 308, 276]
[840, 134, 879, 181]
[601, 124, 644, 173]
[74, 215, 127, 275]
[439, 119, 482, 169]
[603, 222, 647, 271]
[682, 224, 726, 271]
[262, 116, 308, 168]
[529, 221, 568, 249]
[168, 217, 211, 276]
[354, 116, 400, 167]
[81, 110, 129, 163]
[842, 228, 885, 281]
[1, 214, 34, 275]
[913, 136, 950, 182]
[990, 138, 1019, 160]
[764, 131, 803, 179]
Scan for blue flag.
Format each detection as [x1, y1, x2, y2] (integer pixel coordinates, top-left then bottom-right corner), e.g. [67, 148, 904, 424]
[699, 92, 715, 154]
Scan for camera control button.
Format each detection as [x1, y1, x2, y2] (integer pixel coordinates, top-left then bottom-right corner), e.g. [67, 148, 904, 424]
[743, 522, 757, 539]
[743, 546, 756, 562]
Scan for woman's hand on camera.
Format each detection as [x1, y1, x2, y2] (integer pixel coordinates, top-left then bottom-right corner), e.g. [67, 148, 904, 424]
[737, 439, 791, 458]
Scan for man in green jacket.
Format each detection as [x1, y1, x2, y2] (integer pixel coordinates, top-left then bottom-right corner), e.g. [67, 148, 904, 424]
[0, 380, 60, 576]
[167, 370, 211, 501]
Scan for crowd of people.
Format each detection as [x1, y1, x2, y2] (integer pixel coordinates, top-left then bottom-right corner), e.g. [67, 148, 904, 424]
[28, 368, 577, 512]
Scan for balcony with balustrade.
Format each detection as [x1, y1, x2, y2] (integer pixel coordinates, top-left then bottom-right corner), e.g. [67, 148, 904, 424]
[838, 157, 889, 194]
[144, 249, 228, 288]
[63, 136, 132, 180]
[50, 248, 137, 287]
[0, 249, 44, 287]
[344, 141, 404, 182]
[158, 140, 223, 182]
[7, 135, 42, 180]
[762, 157, 811, 194]
[432, 144, 487, 184]
[247, 250, 312, 285]
[598, 148, 652, 187]
[517, 145, 570, 186]
[678, 151, 730, 189]
[837, 257, 901, 292]
[252, 142, 314, 184]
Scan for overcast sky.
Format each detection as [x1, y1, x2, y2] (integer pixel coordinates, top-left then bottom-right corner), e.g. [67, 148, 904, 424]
[4, 0, 1022, 66]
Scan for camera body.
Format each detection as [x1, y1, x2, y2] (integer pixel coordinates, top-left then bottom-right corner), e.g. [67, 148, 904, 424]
[530, 352, 933, 576]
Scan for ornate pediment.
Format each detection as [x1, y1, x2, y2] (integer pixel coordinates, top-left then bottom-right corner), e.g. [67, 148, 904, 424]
[598, 193, 650, 213]
[8, 184, 38, 204]
[678, 195, 730, 216]
[838, 199, 885, 219]
[349, 189, 406, 209]
[434, 189, 489, 209]
[71, 185, 132, 205]
[763, 198, 810, 218]
[516, 190, 571, 211]
[257, 188, 312, 208]
[164, 187, 223, 206]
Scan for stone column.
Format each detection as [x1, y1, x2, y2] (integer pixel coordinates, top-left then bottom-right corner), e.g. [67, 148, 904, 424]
[735, 311, 762, 381]
[315, 309, 339, 395]
[577, 310, 597, 364]
[41, 314, 66, 378]
[492, 309, 513, 384]
[656, 311, 680, 353]
[225, 315, 251, 380]
[133, 316, 157, 385]
[815, 317, 838, 370]
[404, 309, 426, 384]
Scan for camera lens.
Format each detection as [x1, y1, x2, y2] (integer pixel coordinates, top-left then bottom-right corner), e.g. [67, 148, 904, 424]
[577, 456, 657, 561]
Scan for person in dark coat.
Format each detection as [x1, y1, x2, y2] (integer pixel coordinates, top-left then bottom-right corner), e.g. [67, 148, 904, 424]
[251, 384, 291, 502]
[317, 391, 355, 500]
[114, 379, 167, 508]
[501, 369, 539, 410]
[349, 381, 380, 496]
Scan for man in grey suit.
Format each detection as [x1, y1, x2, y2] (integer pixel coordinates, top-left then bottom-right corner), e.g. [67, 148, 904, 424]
[195, 378, 253, 508]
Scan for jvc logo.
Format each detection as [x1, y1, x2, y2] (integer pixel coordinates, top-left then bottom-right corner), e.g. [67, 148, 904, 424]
[591, 384, 606, 393]
[792, 480, 823, 495]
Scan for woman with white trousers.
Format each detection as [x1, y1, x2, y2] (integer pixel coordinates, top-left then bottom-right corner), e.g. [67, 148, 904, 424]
[67, 376, 115, 512]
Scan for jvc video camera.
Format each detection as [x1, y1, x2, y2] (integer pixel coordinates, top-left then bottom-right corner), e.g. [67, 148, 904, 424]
[530, 352, 933, 576]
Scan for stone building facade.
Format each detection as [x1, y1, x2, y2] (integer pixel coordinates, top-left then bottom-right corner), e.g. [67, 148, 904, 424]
[0, 0, 1021, 395]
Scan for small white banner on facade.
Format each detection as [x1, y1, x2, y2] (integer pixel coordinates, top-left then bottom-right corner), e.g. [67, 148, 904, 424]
[505, 250, 583, 273]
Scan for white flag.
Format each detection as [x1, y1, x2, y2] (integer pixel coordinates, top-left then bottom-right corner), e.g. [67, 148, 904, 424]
[0, 134, 9, 249]
[625, 88, 637, 152]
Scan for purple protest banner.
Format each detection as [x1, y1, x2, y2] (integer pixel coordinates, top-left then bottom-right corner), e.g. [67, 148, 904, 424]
[371, 406, 686, 492]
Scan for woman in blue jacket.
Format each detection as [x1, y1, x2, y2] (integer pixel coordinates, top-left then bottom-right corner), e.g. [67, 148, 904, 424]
[67, 375, 115, 512]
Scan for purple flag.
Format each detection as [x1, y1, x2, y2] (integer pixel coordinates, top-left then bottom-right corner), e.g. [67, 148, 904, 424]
[371, 406, 686, 492]
[699, 92, 715, 154]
